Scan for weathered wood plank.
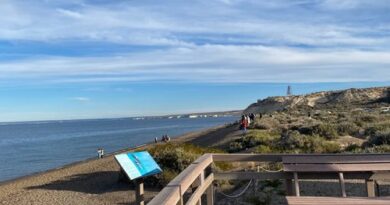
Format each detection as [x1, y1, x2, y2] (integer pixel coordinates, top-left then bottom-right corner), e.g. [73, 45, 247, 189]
[282, 155, 390, 164]
[212, 153, 283, 162]
[366, 179, 376, 197]
[284, 163, 390, 172]
[286, 196, 390, 205]
[186, 174, 214, 205]
[213, 171, 390, 180]
[148, 154, 213, 205]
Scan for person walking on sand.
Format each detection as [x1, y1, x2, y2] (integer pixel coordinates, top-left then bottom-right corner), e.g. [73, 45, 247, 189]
[155, 137, 158, 143]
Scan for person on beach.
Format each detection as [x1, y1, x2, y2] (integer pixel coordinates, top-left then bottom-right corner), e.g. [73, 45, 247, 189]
[240, 115, 248, 135]
[249, 113, 255, 121]
[155, 137, 158, 143]
[97, 148, 104, 159]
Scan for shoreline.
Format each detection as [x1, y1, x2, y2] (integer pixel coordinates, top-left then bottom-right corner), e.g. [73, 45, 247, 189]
[0, 123, 239, 205]
[0, 123, 232, 187]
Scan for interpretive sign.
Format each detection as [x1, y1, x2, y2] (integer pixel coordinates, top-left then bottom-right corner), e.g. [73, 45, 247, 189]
[115, 151, 162, 180]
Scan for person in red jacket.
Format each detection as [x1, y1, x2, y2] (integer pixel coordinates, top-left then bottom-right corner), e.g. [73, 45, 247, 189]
[241, 115, 248, 135]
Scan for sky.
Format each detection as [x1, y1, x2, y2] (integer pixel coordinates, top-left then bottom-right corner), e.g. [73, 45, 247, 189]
[0, 0, 389, 122]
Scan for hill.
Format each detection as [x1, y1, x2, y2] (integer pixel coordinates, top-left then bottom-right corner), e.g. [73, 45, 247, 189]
[244, 86, 390, 114]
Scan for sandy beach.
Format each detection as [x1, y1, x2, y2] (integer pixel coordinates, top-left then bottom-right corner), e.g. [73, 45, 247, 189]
[0, 124, 240, 205]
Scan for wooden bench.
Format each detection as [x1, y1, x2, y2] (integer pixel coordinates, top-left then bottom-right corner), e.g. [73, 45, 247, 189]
[282, 155, 390, 198]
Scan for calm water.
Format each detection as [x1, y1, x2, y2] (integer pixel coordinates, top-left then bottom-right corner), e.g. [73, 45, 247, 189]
[0, 116, 236, 182]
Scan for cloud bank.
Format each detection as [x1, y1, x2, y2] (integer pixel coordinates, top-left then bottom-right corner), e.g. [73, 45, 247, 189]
[0, 0, 389, 83]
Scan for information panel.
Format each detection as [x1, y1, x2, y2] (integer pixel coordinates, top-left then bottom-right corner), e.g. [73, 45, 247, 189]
[115, 151, 162, 180]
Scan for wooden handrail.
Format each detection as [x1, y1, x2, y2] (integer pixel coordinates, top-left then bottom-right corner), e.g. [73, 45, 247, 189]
[148, 154, 213, 205]
[147, 153, 390, 205]
[186, 173, 214, 205]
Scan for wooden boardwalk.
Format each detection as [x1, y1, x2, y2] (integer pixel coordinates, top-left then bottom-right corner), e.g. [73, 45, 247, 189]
[147, 154, 390, 205]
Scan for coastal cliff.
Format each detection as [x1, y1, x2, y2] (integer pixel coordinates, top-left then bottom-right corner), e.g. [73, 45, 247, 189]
[244, 86, 390, 114]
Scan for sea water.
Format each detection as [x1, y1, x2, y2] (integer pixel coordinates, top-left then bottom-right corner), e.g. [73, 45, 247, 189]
[0, 116, 236, 182]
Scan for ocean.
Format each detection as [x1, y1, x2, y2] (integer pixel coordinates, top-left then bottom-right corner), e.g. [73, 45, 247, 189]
[0, 116, 236, 182]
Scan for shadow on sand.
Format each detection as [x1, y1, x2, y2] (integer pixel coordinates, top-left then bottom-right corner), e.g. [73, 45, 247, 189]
[26, 171, 132, 194]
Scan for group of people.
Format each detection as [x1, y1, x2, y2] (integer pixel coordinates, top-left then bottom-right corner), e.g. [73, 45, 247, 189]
[155, 134, 170, 143]
[240, 113, 256, 135]
[97, 148, 105, 159]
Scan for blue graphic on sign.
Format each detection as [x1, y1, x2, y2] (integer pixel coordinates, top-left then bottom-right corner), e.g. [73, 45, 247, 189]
[115, 151, 162, 180]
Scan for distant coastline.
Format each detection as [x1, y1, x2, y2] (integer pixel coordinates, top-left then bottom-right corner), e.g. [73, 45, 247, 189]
[0, 110, 242, 124]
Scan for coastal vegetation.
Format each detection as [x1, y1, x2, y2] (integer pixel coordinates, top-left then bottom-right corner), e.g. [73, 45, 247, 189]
[147, 143, 231, 187]
[144, 87, 390, 204]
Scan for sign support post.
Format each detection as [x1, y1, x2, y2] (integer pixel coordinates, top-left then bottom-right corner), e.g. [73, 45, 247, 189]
[135, 178, 145, 205]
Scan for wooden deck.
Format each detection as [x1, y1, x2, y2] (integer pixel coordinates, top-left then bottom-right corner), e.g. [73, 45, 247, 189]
[147, 154, 390, 205]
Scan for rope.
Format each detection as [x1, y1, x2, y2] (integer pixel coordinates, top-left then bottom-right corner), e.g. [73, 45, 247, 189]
[216, 180, 253, 198]
[215, 164, 281, 199]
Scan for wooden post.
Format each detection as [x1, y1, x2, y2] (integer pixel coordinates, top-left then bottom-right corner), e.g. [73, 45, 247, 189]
[338, 172, 346, 197]
[135, 178, 145, 205]
[197, 171, 204, 205]
[206, 184, 214, 205]
[285, 179, 293, 196]
[293, 172, 300, 197]
[366, 179, 376, 197]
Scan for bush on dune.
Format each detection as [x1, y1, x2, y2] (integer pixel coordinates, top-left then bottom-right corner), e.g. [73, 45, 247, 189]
[336, 122, 360, 136]
[146, 143, 229, 187]
[228, 130, 279, 152]
[366, 129, 390, 147]
[279, 130, 340, 153]
[364, 121, 390, 136]
[252, 118, 279, 130]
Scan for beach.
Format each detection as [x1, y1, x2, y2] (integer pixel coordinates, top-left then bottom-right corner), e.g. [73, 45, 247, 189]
[0, 124, 240, 205]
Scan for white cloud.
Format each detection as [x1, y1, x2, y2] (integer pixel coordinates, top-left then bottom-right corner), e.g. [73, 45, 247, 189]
[0, 0, 389, 84]
[0, 0, 389, 47]
[1, 45, 389, 83]
[70, 97, 90, 102]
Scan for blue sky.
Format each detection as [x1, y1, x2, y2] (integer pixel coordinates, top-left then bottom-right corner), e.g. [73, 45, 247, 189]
[0, 0, 389, 122]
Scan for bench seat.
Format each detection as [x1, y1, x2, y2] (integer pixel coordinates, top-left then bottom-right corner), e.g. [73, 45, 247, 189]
[287, 196, 390, 205]
[282, 154, 390, 197]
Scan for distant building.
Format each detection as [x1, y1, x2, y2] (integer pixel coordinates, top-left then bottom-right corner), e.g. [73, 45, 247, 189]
[287, 85, 292, 96]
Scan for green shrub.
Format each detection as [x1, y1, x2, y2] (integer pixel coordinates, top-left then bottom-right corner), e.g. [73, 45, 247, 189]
[344, 144, 363, 153]
[363, 145, 390, 153]
[312, 123, 338, 140]
[228, 130, 279, 152]
[366, 129, 390, 146]
[319, 141, 341, 153]
[252, 118, 279, 130]
[337, 122, 360, 136]
[255, 145, 273, 153]
[364, 122, 390, 136]
[359, 114, 378, 123]
[229, 142, 244, 153]
[297, 126, 314, 135]
[279, 130, 341, 153]
[147, 143, 228, 186]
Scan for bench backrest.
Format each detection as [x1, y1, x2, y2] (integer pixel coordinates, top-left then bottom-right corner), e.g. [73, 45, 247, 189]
[282, 154, 390, 172]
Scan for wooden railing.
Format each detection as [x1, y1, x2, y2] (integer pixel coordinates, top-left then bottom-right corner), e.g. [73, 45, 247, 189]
[147, 153, 390, 205]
